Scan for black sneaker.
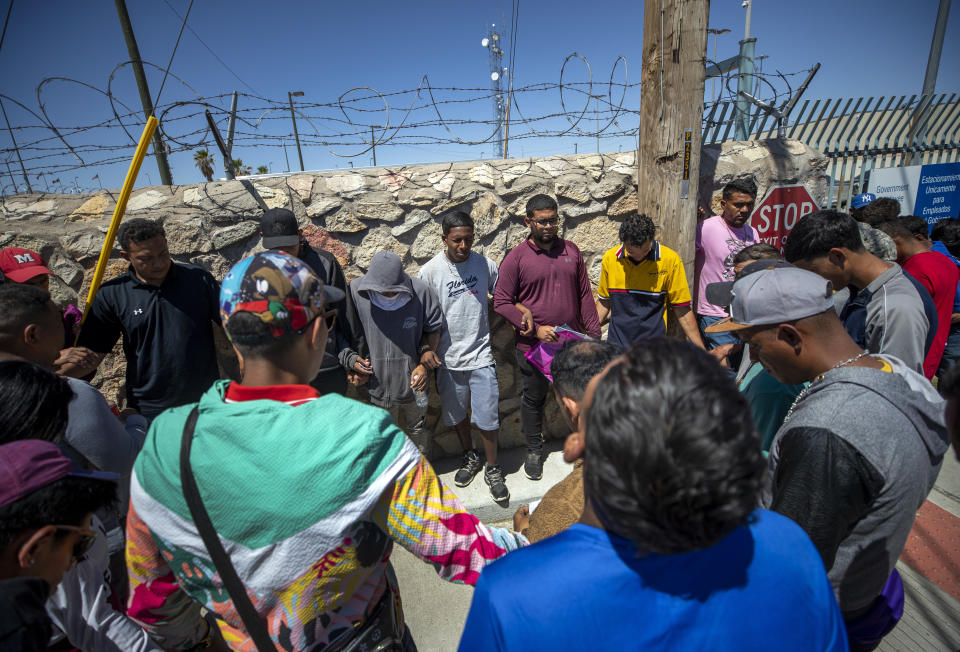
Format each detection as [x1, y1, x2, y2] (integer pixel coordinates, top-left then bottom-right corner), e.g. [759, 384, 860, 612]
[484, 464, 510, 502]
[454, 449, 483, 487]
[524, 449, 543, 480]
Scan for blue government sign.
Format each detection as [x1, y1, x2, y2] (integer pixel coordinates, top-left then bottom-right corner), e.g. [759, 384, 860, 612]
[868, 161, 960, 231]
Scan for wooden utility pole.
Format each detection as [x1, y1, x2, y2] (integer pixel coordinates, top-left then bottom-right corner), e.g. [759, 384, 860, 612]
[637, 0, 709, 280]
[114, 0, 173, 185]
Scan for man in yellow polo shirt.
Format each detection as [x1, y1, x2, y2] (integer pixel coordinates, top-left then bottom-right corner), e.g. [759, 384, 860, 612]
[597, 213, 705, 350]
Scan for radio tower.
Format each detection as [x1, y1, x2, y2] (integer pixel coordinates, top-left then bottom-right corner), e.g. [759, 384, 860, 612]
[482, 25, 506, 158]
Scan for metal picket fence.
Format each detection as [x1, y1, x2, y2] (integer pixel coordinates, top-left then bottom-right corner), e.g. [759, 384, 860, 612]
[703, 93, 960, 209]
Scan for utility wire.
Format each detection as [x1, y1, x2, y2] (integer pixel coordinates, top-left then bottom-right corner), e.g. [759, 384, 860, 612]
[0, 0, 12, 56]
[160, 0, 260, 96]
[154, 0, 194, 108]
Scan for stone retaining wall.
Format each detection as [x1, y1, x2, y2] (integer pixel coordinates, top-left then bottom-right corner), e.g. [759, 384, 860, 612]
[0, 140, 827, 454]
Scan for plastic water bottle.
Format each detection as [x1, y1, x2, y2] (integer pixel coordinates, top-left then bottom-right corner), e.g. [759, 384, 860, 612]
[412, 374, 429, 408]
[414, 388, 429, 408]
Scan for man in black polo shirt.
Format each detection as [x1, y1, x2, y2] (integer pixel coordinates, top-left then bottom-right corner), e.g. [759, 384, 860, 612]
[70, 218, 225, 421]
[259, 208, 369, 394]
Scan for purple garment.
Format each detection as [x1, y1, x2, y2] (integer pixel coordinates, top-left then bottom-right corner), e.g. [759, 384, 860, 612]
[62, 303, 82, 348]
[844, 569, 903, 651]
[523, 327, 588, 382]
[493, 238, 601, 352]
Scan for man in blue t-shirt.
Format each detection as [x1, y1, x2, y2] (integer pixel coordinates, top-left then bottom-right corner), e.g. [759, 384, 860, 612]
[460, 340, 847, 651]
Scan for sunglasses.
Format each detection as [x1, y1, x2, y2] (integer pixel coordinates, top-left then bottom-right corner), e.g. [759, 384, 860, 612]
[532, 218, 559, 227]
[52, 524, 97, 562]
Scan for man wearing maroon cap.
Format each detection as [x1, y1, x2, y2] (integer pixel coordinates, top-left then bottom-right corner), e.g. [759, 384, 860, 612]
[0, 440, 117, 651]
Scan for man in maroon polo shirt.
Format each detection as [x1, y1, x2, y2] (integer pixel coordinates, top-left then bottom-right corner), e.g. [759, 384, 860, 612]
[494, 194, 601, 480]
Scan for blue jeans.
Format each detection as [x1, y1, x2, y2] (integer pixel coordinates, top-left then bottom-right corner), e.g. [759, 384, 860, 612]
[937, 326, 960, 378]
[697, 314, 739, 349]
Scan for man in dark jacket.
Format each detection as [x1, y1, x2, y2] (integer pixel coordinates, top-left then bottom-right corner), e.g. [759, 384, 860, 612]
[260, 209, 368, 394]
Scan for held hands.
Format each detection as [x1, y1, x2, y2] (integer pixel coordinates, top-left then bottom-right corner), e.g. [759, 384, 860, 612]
[53, 347, 102, 378]
[536, 325, 558, 343]
[349, 357, 372, 386]
[513, 505, 530, 532]
[420, 350, 443, 369]
[410, 364, 428, 391]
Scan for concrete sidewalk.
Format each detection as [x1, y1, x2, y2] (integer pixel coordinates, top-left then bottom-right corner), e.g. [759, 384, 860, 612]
[395, 446, 960, 651]
[433, 439, 573, 524]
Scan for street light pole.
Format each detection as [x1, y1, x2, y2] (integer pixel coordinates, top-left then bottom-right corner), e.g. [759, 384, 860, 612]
[288, 91, 305, 172]
[707, 28, 730, 103]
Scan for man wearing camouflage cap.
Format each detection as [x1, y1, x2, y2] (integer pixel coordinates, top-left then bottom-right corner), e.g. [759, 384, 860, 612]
[125, 252, 526, 651]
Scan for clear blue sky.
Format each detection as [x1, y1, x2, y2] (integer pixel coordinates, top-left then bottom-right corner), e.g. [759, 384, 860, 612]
[1, 0, 957, 192]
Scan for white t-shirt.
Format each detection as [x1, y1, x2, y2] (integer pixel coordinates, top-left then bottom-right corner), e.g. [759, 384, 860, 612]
[419, 251, 499, 370]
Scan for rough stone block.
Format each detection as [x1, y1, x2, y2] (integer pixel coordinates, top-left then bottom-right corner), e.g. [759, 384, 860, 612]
[126, 190, 168, 212]
[556, 178, 592, 204]
[391, 209, 432, 237]
[379, 170, 411, 193]
[409, 219, 443, 260]
[60, 231, 106, 261]
[301, 226, 351, 267]
[430, 189, 480, 216]
[211, 221, 259, 250]
[607, 192, 638, 217]
[427, 169, 456, 194]
[69, 194, 112, 221]
[163, 216, 213, 254]
[354, 201, 404, 222]
[286, 175, 314, 202]
[305, 196, 343, 217]
[535, 157, 573, 178]
[468, 164, 498, 188]
[325, 210, 367, 233]
[48, 250, 84, 288]
[354, 228, 408, 270]
[326, 173, 367, 197]
[470, 193, 503, 238]
[591, 178, 627, 200]
[252, 184, 291, 210]
[561, 200, 607, 218]
[184, 181, 262, 213]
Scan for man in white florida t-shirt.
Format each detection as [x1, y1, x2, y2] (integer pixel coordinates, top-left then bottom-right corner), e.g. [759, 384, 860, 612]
[419, 211, 509, 504]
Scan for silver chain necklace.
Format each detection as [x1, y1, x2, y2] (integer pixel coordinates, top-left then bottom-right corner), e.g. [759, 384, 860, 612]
[783, 351, 870, 420]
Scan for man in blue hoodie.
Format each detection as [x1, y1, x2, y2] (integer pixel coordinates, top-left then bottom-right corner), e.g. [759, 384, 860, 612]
[709, 266, 949, 651]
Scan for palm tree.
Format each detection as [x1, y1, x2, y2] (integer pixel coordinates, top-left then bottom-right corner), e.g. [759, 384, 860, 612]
[194, 149, 214, 182]
[232, 159, 252, 177]
[256, 165, 268, 175]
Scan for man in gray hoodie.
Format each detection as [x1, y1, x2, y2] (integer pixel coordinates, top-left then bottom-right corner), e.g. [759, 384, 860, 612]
[708, 265, 949, 651]
[350, 251, 443, 453]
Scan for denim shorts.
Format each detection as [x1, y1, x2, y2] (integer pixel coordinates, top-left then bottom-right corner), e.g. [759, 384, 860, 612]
[436, 365, 500, 431]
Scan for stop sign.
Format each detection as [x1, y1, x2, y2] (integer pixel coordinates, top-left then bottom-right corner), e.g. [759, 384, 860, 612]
[749, 185, 819, 252]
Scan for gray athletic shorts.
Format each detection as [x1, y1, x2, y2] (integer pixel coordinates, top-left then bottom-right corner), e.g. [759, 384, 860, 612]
[436, 365, 500, 431]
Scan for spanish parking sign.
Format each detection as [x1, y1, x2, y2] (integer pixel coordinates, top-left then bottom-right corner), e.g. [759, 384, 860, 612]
[868, 162, 960, 230]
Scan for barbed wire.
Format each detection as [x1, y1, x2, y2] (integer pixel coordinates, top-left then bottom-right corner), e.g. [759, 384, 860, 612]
[0, 53, 807, 188]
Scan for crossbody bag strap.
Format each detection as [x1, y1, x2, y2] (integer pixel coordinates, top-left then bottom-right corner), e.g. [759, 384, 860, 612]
[180, 406, 275, 651]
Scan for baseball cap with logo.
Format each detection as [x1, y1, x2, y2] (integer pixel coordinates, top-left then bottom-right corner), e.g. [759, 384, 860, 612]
[705, 266, 834, 333]
[851, 193, 877, 210]
[0, 247, 52, 283]
[259, 208, 301, 249]
[0, 440, 118, 508]
[219, 251, 345, 339]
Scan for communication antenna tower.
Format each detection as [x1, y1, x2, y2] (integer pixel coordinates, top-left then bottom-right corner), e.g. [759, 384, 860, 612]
[482, 25, 506, 158]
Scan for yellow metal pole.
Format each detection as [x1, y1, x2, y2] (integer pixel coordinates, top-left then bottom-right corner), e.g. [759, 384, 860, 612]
[77, 116, 158, 337]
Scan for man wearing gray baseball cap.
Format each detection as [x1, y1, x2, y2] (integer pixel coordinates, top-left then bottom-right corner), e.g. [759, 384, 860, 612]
[708, 266, 949, 651]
